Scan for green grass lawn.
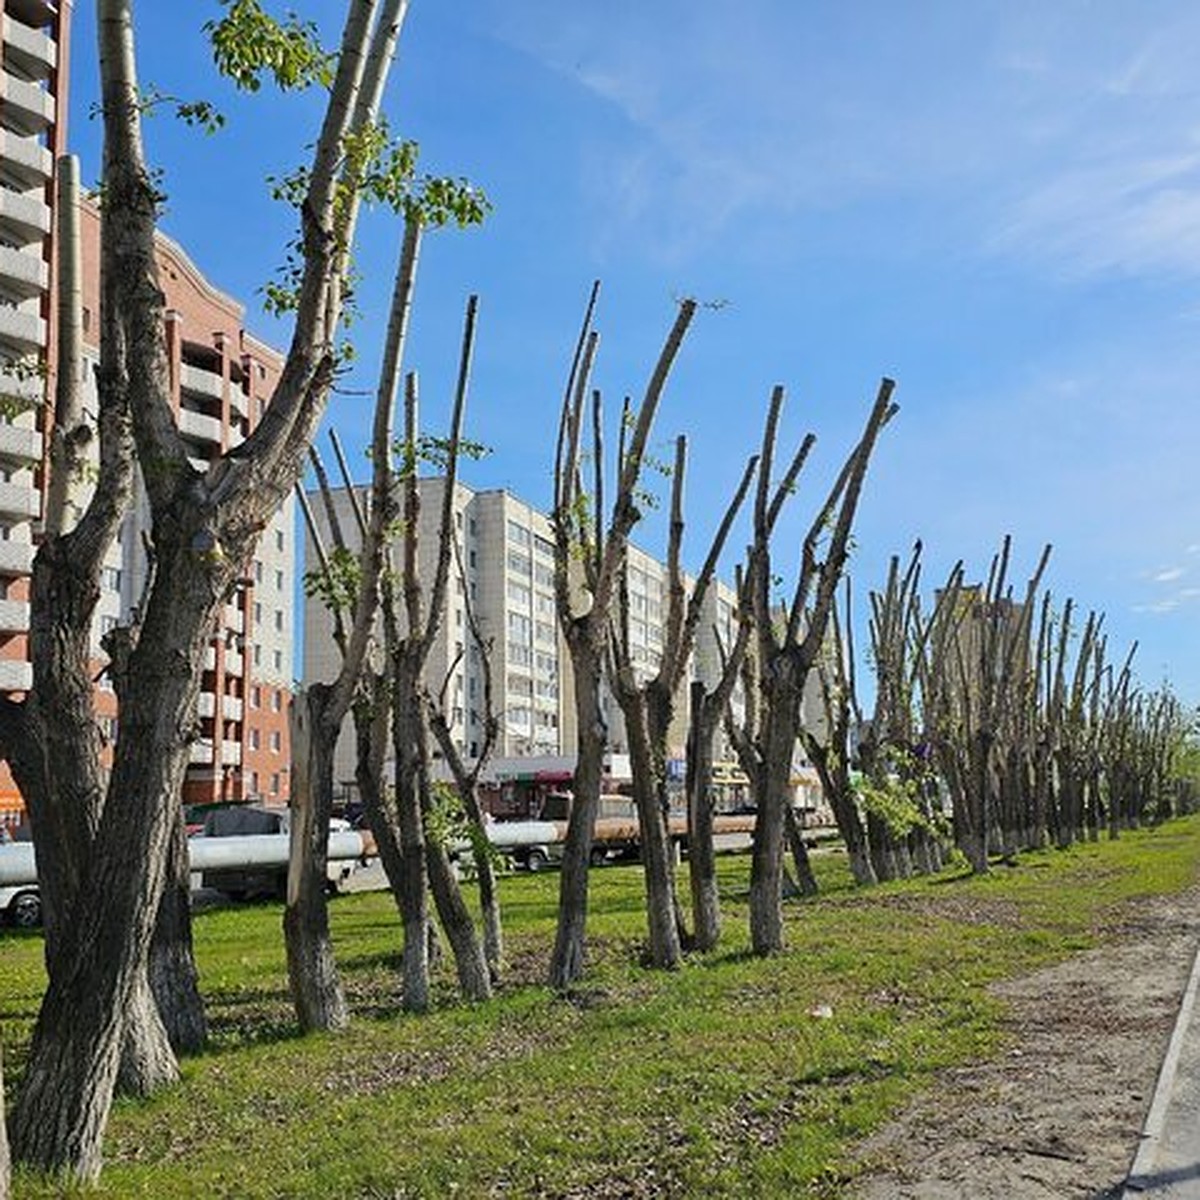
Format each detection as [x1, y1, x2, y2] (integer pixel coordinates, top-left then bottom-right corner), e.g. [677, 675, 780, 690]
[4, 818, 1200, 1198]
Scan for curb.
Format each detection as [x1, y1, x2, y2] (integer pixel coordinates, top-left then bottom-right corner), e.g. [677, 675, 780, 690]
[1124, 937, 1200, 1195]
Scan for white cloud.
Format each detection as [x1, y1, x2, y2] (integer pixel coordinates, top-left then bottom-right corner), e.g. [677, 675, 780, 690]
[489, 2, 1200, 281]
[1154, 567, 1186, 583]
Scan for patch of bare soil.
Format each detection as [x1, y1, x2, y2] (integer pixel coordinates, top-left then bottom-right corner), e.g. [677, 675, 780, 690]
[851, 888, 1200, 1199]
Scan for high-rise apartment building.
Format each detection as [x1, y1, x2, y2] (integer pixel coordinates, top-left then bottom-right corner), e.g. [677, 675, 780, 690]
[75, 199, 295, 808]
[302, 478, 745, 799]
[0, 0, 70, 815]
[0, 160, 297, 811]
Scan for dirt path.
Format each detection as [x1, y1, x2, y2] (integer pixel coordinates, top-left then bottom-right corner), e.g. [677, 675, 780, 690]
[851, 888, 1200, 1199]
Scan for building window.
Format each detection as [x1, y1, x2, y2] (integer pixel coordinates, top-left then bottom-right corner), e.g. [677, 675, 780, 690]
[254, 560, 263, 584]
[275, 569, 284, 590]
[253, 645, 262, 666]
[272, 692, 282, 713]
[274, 610, 284, 632]
[275, 529, 285, 552]
[507, 611, 532, 645]
[273, 649, 282, 672]
[250, 728, 260, 750]
[271, 772, 281, 794]
[270, 730, 281, 753]
[101, 566, 121, 592]
[249, 771, 258, 793]
[506, 520, 530, 548]
[251, 686, 261, 708]
[253, 602, 262, 624]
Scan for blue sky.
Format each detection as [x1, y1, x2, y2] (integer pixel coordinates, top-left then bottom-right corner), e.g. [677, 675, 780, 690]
[66, 2, 1200, 704]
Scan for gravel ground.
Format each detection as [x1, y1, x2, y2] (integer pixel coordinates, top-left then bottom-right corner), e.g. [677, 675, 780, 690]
[851, 888, 1200, 1199]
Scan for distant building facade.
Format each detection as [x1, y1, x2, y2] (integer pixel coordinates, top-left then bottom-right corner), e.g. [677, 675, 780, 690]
[302, 478, 751, 806]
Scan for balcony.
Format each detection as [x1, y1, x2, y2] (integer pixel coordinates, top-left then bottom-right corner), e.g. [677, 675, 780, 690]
[179, 361, 224, 402]
[4, 2, 55, 31]
[204, 645, 217, 672]
[1, 73, 54, 135]
[177, 406, 223, 445]
[228, 387, 249, 420]
[224, 647, 244, 676]
[0, 367, 40, 414]
[0, 658, 32, 691]
[0, 244, 47, 296]
[0, 140, 49, 200]
[0, 422, 41, 465]
[197, 693, 216, 719]
[221, 741, 242, 766]
[0, 540, 34, 577]
[189, 740, 214, 766]
[222, 695, 244, 722]
[0, 305, 45, 355]
[222, 605, 245, 635]
[0, 598, 30, 633]
[3, 18, 55, 77]
[0, 480, 39, 519]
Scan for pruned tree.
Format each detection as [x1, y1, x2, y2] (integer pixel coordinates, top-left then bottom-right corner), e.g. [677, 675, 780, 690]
[0, 138, 193, 1102]
[799, 582, 877, 886]
[743, 380, 896, 955]
[424, 534, 504, 980]
[608, 435, 756, 968]
[548, 287, 696, 988]
[285, 211, 421, 1032]
[685, 567, 756, 949]
[387, 312, 491, 1011]
[5, 0, 450, 1177]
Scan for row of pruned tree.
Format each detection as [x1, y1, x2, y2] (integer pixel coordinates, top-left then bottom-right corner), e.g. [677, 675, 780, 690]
[803, 537, 1195, 888]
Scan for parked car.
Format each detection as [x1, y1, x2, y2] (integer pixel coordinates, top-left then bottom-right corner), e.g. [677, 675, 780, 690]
[0, 884, 40, 928]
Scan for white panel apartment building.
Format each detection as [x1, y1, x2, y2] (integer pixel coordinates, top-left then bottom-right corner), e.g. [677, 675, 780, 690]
[302, 477, 750, 796]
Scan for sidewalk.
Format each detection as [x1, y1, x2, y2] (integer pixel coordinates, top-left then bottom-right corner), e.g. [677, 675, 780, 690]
[1125, 941, 1200, 1197]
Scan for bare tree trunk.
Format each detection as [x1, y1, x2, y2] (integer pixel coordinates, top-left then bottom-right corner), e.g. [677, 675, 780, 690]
[10, 553, 211, 1176]
[149, 809, 208, 1053]
[426, 842, 491, 1000]
[749, 672, 801, 954]
[116, 972, 177, 1098]
[783, 804, 819, 897]
[0, 1045, 8, 1200]
[549, 649, 605, 989]
[624, 697, 682, 968]
[685, 686, 721, 951]
[393, 663, 430, 1012]
[284, 685, 349, 1032]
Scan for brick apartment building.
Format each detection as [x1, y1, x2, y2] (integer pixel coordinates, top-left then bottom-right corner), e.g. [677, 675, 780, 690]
[0, 0, 296, 815]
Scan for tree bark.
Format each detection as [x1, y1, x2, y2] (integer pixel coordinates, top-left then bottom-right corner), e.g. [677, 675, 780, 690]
[549, 646, 606, 989]
[619, 686, 682, 969]
[148, 809, 208, 1053]
[10, 544, 213, 1176]
[0, 1045, 10, 1200]
[426, 841, 491, 1001]
[685, 688, 721, 952]
[115, 972, 178, 1098]
[783, 804, 819, 897]
[393, 660, 430, 1012]
[284, 685, 349, 1032]
[749, 663, 802, 954]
